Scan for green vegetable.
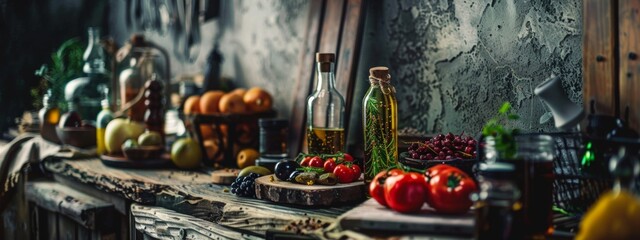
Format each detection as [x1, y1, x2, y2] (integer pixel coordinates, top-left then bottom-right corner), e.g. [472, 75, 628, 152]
[32, 38, 84, 110]
[482, 102, 520, 159]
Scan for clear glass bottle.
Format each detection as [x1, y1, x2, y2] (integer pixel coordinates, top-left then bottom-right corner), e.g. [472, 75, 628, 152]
[39, 90, 61, 143]
[473, 162, 521, 240]
[362, 67, 397, 183]
[306, 53, 345, 154]
[96, 88, 114, 155]
[64, 27, 109, 120]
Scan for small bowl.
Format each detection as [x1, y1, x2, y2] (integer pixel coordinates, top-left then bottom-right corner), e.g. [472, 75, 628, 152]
[55, 126, 97, 148]
[123, 146, 164, 160]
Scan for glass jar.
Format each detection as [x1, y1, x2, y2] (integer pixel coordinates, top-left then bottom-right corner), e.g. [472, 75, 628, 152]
[482, 134, 555, 238]
[118, 35, 170, 122]
[362, 66, 398, 183]
[473, 162, 521, 240]
[306, 53, 345, 154]
[259, 119, 289, 157]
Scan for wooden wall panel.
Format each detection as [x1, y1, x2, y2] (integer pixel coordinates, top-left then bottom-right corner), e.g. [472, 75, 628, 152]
[335, 0, 366, 135]
[289, 0, 324, 156]
[583, 0, 618, 116]
[619, 0, 640, 131]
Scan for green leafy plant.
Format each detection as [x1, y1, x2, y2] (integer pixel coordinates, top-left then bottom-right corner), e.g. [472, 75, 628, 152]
[482, 102, 520, 159]
[32, 38, 84, 110]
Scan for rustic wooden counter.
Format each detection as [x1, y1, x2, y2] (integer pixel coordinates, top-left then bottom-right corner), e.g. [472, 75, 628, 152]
[44, 158, 357, 239]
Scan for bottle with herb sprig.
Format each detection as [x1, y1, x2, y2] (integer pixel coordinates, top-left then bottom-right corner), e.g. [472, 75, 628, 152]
[362, 67, 398, 184]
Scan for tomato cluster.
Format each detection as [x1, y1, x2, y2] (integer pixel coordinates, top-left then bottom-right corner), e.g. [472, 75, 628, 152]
[299, 153, 360, 183]
[369, 165, 477, 214]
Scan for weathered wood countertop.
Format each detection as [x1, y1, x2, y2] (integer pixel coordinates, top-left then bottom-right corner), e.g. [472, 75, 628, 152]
[44, 158, 357, 239]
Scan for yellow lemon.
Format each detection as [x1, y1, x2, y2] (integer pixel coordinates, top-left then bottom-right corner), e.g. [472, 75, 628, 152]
[576, 190, 640, 240]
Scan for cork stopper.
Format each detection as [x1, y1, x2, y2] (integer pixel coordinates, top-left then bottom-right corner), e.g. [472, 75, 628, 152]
[369, 66, 390, 81]
[316, 53, 335, 63]
[316, 53, 335, 72]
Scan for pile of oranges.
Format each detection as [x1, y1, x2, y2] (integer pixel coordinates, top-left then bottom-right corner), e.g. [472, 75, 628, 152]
[183, 87, 273, 115]
[183, 87, 273, 164]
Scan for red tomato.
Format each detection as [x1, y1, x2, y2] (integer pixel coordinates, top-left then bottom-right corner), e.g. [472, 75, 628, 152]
[323, 158, 337, 173]
[343, 153, 354, 162]
[424, 164, 457, 181]
[384, 172, 428, 213]
[308, 156, 324, 168]
[369, 169, 404, 207]
[333, 164, 354, 183]
[427, 168, 477, 214]
[350, 164, 361, 181]
[300, 156, 312, 167]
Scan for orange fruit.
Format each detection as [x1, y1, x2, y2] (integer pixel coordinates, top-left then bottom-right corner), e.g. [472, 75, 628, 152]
[199, 90, 225, 114]
[219, 93, 246, 114]
[229, 88, 247, 98]
[183, 95, 201, 115]
[243, 87, 273, 112]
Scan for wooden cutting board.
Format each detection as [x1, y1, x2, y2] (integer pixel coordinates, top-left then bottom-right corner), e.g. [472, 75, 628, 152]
[254, 174, 366, 206]
[339, 199, 475, 236]
[210, 169, 240, 185]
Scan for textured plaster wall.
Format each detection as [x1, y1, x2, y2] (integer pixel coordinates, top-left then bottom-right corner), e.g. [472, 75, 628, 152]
[109, 0, 310, 121]
[356, 0, 583, 135]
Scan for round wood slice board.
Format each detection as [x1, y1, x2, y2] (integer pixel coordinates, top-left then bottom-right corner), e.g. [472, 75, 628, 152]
[255, 174, 366, 206]
[210, 169, 240, 185]
[100, 154, 172, 169]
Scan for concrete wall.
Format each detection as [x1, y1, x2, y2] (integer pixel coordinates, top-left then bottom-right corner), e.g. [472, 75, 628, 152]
[353, 0, 583, 136]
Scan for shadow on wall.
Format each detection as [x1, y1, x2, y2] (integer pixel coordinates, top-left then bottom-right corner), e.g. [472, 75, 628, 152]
[0, 0, 108, 134]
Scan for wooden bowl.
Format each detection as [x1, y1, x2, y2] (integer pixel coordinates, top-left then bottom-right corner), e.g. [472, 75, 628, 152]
[55, 126, 97, 148]
[399, 152, 477, 177]
[123, 146, 164, 160]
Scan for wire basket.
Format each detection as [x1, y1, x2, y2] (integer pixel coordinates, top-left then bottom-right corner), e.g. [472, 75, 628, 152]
[543, 132, 640, 214]
[186, 111, 276, 168]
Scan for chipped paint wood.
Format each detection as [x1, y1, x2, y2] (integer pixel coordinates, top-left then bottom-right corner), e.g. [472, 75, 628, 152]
[44, 158, 351, 237]
[25, 181, 115, 230]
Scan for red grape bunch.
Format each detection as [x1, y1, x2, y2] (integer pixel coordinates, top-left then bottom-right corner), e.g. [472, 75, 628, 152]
[407, 132, 477, 161]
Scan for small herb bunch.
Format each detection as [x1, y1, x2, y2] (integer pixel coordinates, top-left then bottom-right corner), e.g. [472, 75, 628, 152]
[482, 102, 521, 159]
[32, 38, 84, 110]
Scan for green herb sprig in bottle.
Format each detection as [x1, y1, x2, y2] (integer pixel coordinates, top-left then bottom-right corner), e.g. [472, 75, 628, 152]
[363, 67, 398, 184]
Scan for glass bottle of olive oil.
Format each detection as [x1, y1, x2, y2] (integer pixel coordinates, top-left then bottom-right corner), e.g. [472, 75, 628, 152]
[306, 53, 346, 154]
[362, 67, 398, 183]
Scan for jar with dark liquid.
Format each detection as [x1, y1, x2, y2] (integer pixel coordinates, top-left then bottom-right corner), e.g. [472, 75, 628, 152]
[474, 162, 521, 240]
[483, 135, 555, 238]
[259, 119, 289, 157]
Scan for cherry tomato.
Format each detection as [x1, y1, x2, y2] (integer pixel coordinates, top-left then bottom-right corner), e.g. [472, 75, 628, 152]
[369, 169, 404, 207]
[308, 156, 324, 168]
[427, 168, 477, 214]
[350, 164, 361, 181]
[384, 172, 428, 213]
[333, 164, 354, 183]
[300, 156, 312, 167]
[343, 153, 354, 162]
[323, 158, 337, 173]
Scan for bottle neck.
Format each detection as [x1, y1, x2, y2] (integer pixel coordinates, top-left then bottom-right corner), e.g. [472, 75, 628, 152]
[316, 62, 336, 92]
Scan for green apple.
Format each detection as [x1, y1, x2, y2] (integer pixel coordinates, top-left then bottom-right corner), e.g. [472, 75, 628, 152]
[171, 138, 202, 169]
[138, 131, 162, 146]
[105, 118, 145, 154]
